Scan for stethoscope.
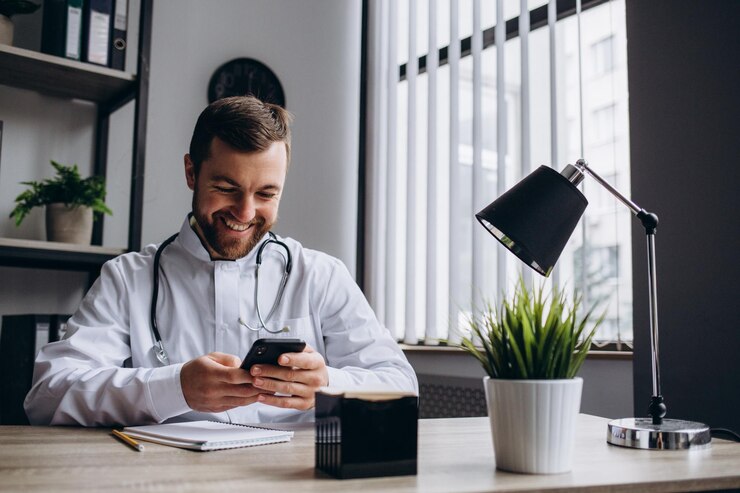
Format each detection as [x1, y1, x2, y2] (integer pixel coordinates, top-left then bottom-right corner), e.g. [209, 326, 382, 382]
[150, 230, 293, 365]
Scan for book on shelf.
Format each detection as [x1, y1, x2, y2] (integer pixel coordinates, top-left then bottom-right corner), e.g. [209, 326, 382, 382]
[41, 0, 84, 61]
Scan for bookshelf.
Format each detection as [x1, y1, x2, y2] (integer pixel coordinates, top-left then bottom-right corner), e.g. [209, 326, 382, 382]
[0, 44, 135, 103]
[0, 238, 124, 271]
[0, 0, 152, 275]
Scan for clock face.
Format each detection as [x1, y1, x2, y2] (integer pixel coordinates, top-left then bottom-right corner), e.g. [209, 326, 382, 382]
[207, 58, 286, 107]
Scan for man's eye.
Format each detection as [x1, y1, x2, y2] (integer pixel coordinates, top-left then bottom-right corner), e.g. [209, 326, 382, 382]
[215, 186, 237, 193]
[258, 192, 277, 199]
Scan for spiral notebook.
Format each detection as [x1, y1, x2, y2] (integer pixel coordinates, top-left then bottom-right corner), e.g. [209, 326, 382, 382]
[123, 420, 294, 451]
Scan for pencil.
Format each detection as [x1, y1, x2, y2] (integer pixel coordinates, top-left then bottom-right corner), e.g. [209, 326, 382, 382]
[112, 429, 145, 452]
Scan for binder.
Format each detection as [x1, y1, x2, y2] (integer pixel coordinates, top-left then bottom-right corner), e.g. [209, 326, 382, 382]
[40, 0, 84, 60]
[109, 0, 127, 70]
[82, 0, 113, 66]
[0, 314, 70, 425]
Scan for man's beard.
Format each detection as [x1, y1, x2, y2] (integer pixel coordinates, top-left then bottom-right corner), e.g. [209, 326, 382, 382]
[193, 208, 273, 260]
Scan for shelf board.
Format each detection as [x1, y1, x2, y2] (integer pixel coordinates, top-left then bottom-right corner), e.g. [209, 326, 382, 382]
[0, 44, 136, 104]
[0, 237, 126, 272]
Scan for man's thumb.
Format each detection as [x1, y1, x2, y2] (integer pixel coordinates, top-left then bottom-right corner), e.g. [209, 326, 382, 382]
[208, 352, 242, 368]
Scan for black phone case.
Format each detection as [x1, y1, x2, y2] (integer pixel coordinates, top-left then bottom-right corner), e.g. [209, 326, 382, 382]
[240, 338, 306, 370]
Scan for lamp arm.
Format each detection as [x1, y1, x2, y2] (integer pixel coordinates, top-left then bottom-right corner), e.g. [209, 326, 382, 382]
[564, 159, 666, 424]
[574, 159, 642, 214]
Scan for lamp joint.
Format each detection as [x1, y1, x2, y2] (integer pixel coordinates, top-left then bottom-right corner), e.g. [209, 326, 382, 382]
[637, 210, 659, 234]
[560, 163, 585, 186]
[648, 395, 667, 425]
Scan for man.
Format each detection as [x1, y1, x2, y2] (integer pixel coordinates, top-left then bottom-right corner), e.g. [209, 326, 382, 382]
[24, 96, 417, 426]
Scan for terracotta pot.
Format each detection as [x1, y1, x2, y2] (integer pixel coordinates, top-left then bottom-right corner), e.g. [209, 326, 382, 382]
[0, 15, 13, 45]
[45, 203, 93, 244]
[484, 376, 583, 474]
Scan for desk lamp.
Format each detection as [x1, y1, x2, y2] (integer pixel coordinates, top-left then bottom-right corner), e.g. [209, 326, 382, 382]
[475, 159, 711, 450]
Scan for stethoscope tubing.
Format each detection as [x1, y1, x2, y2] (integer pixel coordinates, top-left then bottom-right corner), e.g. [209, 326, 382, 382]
[150, 230, 292, 365]
[239, 235, 292, 332]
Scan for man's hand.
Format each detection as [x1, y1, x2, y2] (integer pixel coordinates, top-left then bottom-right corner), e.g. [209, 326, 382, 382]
[250, 344, 329, 411]
[180, 352, 266, 413]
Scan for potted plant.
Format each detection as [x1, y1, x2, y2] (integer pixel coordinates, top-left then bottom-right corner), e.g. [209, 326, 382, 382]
[0, 0, 40, 45]
[459, 279, 603, 474]
[10, 160, 112, 244]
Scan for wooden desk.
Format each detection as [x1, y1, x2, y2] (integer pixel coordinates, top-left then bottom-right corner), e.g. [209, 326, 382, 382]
[1, 415, 738, 492]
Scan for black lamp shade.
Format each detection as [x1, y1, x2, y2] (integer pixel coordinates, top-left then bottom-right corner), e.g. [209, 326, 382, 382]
[475, 165, 588, 276]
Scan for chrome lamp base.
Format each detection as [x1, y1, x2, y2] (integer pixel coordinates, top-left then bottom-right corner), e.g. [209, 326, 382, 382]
[607, 418, 711, 450]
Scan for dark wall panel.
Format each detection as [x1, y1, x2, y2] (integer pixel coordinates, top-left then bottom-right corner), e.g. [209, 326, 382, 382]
[626, 0, 740, 431]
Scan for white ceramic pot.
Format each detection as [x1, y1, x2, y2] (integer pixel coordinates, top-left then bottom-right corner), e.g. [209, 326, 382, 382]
[0, 15, 13, 45]
[45, 203, 93, 244]
[484, 376, 583, 474]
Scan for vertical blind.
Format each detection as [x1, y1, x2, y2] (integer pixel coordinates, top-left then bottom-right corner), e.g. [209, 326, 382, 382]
[364, 0, 632, 347]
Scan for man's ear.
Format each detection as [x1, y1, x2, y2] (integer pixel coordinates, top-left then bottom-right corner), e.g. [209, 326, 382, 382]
[184, 154, 196, 191]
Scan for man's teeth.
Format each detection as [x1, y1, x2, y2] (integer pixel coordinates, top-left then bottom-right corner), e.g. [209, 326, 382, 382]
[224, 218, 250, 232]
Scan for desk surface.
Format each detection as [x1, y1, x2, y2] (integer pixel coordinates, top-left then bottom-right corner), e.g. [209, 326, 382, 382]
[1, 415, 738, 492]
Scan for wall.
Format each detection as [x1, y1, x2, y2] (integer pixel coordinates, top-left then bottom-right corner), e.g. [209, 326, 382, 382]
[0, 0, 362, 318]
[626, 1, 740, 431]
[143, 0, 361, 268]
[406, 350, 633, 419]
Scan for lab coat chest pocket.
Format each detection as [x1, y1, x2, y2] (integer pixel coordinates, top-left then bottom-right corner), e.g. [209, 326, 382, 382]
[262, 316, 318, 350]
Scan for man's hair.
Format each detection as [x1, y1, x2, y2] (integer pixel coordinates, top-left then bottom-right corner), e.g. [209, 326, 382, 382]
[189, 96, 293, 175]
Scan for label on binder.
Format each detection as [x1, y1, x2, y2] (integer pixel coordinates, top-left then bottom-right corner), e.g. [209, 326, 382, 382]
[65, 7, 82, 59]
[87, 11, 110, 65]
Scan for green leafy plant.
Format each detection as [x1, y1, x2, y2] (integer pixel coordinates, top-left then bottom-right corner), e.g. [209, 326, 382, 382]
[0, 0, 40, 18]
[459, 278, 604, 379]
[10, 160, 112, 226]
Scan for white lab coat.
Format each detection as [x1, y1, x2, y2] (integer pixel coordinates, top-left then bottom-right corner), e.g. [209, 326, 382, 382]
[24, 218, 418, 426]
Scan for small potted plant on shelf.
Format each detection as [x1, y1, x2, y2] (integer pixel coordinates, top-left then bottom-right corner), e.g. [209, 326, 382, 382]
[0, 0, 40, 45]
[10, 160, 112, 245]
[458, 279, 603, 474]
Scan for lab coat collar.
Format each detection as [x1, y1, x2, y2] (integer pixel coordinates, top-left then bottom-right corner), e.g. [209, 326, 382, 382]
[175, 216, 270, 266]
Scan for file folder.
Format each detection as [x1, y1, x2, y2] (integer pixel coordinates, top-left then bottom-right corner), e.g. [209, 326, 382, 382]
[82, 0, 113, 66]
[109, 0, 127, 70]
[0, 314, 70, 425]
[41, 0, 84, 60]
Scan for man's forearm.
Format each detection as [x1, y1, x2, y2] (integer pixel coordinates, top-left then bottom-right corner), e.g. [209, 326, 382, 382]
[25, 362, 190, 426]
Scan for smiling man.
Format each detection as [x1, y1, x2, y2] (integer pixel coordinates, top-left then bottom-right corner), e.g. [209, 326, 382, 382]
[24, 96, 418, 426]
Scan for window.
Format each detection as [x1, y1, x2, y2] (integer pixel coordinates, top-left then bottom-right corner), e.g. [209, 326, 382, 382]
[592, 104, 616, 145]
[591, 35, 615, 77]
[363, 0, 632, 347]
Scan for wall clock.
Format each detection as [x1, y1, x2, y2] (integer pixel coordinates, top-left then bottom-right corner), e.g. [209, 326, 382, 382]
[207, 58, 286, 107]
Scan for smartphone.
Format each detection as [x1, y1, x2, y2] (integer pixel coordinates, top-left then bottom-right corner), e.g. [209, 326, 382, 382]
[240, 338, 306, 370]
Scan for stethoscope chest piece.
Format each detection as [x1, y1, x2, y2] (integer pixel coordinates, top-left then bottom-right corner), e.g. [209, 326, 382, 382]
[154, 341, 170, 366]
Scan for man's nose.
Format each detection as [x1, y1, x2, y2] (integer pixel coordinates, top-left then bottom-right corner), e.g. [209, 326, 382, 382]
[233, 195, 257, 222]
